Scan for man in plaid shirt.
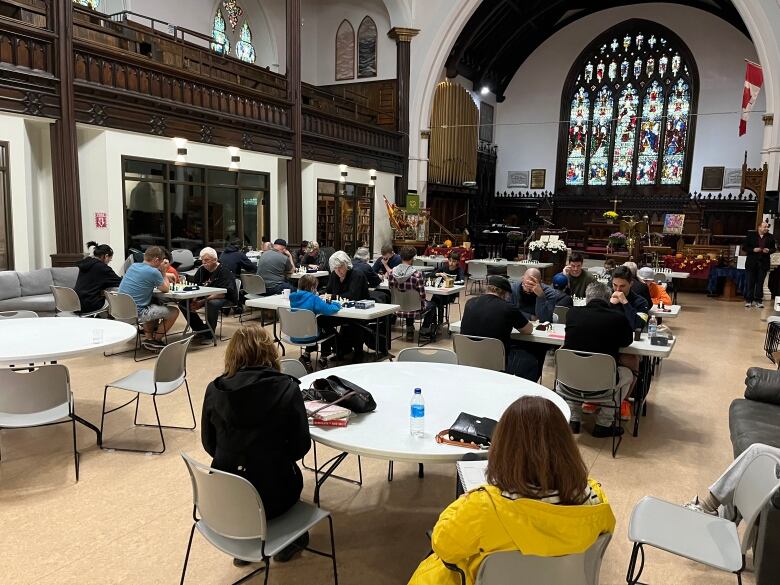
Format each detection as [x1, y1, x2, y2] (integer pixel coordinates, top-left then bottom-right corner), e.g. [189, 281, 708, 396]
[388, 246, 434, 340]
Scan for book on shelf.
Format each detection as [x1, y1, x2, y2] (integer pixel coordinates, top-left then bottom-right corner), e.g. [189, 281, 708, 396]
[305, 400, 351, 421]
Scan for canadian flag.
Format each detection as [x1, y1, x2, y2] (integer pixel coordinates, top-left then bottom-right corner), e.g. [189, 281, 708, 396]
[740, 60, 763, 136]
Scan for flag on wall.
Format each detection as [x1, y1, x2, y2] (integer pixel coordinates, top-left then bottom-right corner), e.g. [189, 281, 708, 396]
[740, 60, 763, 136]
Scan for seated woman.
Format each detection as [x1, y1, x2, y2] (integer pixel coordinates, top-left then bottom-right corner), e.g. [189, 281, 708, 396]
[289, 273, 341, 370]
[326, 251, 371, 361]
[75, 241, 122, 313]
[201, 325, 311, 564]
[408, 396, 616, 585]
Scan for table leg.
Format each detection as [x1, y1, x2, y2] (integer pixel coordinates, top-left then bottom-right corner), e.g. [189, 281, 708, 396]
[313, 451, 350, 506]
[633, 356, 652, 437]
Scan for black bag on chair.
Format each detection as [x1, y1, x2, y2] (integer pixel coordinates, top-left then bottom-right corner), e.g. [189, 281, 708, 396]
[310, 375, 377, 413]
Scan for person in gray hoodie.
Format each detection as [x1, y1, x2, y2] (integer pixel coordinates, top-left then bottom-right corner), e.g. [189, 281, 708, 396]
[388, 246, 434, 340]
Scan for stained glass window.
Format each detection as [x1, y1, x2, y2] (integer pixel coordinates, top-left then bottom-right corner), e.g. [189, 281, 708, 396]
[357, 16, 378, 78]
[235, 21, 256, 64]
[559, 21, 696, 188]
[211, 10, 230, 55]
[565, 88, 590, 186]
[222, 0, 243, 32]
[73, 0, 100, 9]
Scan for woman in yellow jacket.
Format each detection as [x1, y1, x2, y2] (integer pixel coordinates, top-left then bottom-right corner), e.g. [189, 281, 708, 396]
[408, 396, 616, 585]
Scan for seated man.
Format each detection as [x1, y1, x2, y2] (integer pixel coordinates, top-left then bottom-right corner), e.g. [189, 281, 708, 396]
[351, 247, 381, 288]
[561, 281, 634, 438]
[563, 252, 596, 298]
[610, 265, 650, 330]
[510, 267, 542, 320]
[637, 266, 672, 306]
[302, 240, 327, 271]
[256, 238, 295, 295]
[460, 276, 538, 380]
[119, 246, 180, 351]
[180, 247, 238, 343]
[388, 246, 434, 340]
[290, 274, 341, 370]
[219, 240, 255, 277]
[623, 261, 652, 309]
[423, 252, 464, 330]
[372, 243, 402, 275]
[534, 272, 574, 323]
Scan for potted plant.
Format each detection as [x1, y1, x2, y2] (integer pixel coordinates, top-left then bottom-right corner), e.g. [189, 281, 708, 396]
[603, 210, 619, 223]
[607, 231, 627, 251]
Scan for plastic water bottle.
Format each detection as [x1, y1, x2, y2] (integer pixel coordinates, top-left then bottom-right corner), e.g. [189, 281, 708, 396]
[410, 388, 425, 438]
[648, 315, 657, 337]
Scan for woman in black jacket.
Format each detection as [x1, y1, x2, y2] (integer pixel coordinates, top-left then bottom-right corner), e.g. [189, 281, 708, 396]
[201, 325, 311, 562]
[74, 241, 122, 313]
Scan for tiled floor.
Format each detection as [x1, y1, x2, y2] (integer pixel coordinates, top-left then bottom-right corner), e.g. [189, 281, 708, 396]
[0, 292, 770, 584]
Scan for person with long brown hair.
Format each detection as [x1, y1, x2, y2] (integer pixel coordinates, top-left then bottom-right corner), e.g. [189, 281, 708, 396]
[408, 396, 615, 585]
[201, 324, 311, 564]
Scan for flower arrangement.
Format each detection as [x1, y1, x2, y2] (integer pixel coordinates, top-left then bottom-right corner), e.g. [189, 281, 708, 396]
[528, 239, 568, 252]
[443, 239, 452, 248]
[663, 254, 717, 276]
[608, 231, 627, 248]
[603, 210, 619, 221]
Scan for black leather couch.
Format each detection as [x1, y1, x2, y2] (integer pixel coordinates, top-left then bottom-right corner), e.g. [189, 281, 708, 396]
[729, 367, 780, 585]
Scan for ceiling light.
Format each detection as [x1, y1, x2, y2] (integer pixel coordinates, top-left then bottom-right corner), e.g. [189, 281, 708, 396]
[480, 86, 490, 96]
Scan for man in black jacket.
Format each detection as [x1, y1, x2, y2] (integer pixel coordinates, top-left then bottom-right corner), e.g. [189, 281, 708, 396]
[352, 246, 381, 288]
[219, 241, 255, 276]
[561, 281, 634, 438]
[179, 247, 238, 342]
[610, 265, 649, 330]
[744, 220, 776, 308]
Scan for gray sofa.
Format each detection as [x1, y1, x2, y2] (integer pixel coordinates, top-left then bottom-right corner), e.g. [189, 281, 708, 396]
[0, 267, 78, 315]
[729, 367, 780, 585]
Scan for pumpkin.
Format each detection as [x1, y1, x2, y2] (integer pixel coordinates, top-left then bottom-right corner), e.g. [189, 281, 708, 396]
[675, 253, 683, 259]
[696, 254, 704, 260]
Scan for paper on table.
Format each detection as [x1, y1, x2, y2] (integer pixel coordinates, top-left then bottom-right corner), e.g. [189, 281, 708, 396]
[737, 255, 746, 270]
[456, 459, 488, 492]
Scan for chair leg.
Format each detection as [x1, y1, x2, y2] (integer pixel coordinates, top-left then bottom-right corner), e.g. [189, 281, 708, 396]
[328, 515, 339, 585]
[418, 463, 424, 478]
[625, 542, 644, 584]
[387, 461, 393, 482]
[71, 414, 80, 482]
[180, 522, 197, 585]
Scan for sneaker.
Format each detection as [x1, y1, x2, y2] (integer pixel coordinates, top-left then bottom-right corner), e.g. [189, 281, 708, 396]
[745, 302, 752, 308]
[756, 301, 765, 309]
[142, 339, 164, 351]
[621, 400, 632, 421]
[299, 353, 312, 372]
[317, 356, 329, 370]
[582, 402, 598, 414]
[569, 420, 581, 434]
[273, 532, 309, 562]
[683, 496, 718, 516]
[592, 424, 624, 438]
[405, 326, 415, 341]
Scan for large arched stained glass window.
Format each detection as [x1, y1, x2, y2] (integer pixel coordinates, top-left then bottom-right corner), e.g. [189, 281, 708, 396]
[558, 20, 698, 189]
[211, 10, 230, 55]
[357, 16, 378, 78]
[235, 21, 256, 64]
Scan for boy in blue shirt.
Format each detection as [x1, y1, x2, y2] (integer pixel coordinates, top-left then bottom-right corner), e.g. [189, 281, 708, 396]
[289, 274, 341, 370]
[119, 246, 179, 350]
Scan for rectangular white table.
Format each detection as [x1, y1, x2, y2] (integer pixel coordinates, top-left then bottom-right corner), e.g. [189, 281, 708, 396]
[667, 272, 689, 304]
[466, 259, 554, 269]
[449, 320, 675, 436]
[650, 304, 681, 318]
[290, 270, 329, 279]
[156, 285, 228, 345]
[378, 282, 465, 328]
[246, 295, 400, 360]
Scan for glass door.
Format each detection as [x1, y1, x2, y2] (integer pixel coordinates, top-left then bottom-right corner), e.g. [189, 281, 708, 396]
[339, 197, 356, 255]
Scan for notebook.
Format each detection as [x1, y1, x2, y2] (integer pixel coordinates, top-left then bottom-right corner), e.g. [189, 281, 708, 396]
[304, 400, 351, 421]
[456, 459, 489, 492]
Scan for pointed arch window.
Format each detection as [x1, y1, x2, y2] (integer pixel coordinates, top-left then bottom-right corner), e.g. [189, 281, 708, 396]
[558, 20, 698, 189]
[211, 10, 230, 56]
[235, 21, 256, 64]
[357, 16, 378, 78]
[335, 20, 355, 80]
[73, 0, 101, 9]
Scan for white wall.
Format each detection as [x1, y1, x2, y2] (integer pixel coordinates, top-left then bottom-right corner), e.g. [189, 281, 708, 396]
[494, 4, 764, 194]
[0, 113, 56, 271]
[76, 127, 283, 273]
[300, 160, 395, 256]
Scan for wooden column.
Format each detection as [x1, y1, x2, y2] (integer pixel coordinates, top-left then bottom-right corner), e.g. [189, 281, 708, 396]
[50, 1, 83, 266]
[286, 0, 303, 245]
[388, 27, 419, 208]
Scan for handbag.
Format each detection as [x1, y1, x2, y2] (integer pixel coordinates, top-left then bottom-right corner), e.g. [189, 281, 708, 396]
[435, 412, 497, 449]
[309, 375, 377, 414]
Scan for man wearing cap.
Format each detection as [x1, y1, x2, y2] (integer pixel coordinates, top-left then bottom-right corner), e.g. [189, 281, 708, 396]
[636, 266, 671, 307]
[256, 238, 295, 295]
[302, 240, 327, 271]
[460, 275, 537, 380]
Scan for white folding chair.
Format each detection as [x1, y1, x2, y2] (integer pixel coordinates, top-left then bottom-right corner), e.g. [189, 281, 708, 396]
[467, 262, 488, 295]
[397, 347, 458, 364]
[278, 307, 336, 367]
[239, 273, 268, 324]
[473, 533, 612, 585]
[554, 349, 622, 457]
[280, 358, 309, 379]
[180, 452, 338, 585]
[452, 334, 505, 371]
[50, 285, 107, 317]
[626, 453, 780, 585]
[553, 306, 570, 325]
[104, 290, 153, 362]
[0, 365, 80, 480]
[171, 248, 196, 271]
[390, 287, 436, 346]
[588, 266, 605, 276]
[506, 264, 526, 280]
[100, 336, 195, 454]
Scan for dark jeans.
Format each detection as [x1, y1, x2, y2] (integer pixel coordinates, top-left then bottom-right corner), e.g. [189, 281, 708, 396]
[409, 301, 436, 328]
[266, 281, 294, 296]
[507, 342, 544, 381]
[179, 298, 229, 336]
[745, 262, 768, 303]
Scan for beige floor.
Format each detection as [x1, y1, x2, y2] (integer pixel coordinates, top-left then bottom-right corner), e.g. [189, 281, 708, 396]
[0, 292, 770, 584]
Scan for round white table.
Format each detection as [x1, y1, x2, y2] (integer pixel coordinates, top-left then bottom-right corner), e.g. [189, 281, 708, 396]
[0, 317, 137, 366]
[299, 362, 569, 502]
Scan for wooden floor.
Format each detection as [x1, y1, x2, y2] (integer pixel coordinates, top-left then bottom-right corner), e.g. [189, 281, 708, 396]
[0, 292, 769, 584]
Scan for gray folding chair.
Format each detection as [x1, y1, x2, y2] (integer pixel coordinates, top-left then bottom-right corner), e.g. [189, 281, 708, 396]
[239, 273, 268, 324]
[0, 310, 38, 319]
[278, 307, 335, 367]
[180, 452, 338, 585]
[554, 349, 622, 457]
[51, 285, 107, 317]
[553, 306, 569, 325]
[472, 533, 612, 585]
[100, 336, 195, 454]
[397, 347, 458, 364]
[506, 264, 526, 280]
[452, 334, 505, 372]
[626, 453, 780, 585]
[280, 358, 309, 379]
[467, 262, 488, 295]
[390, 287, 435, 346]
[0, 365, 80, 480]
[587, 266, 606, 276]
[104, 291, 151, 362]
[171, 248, 196, 271]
